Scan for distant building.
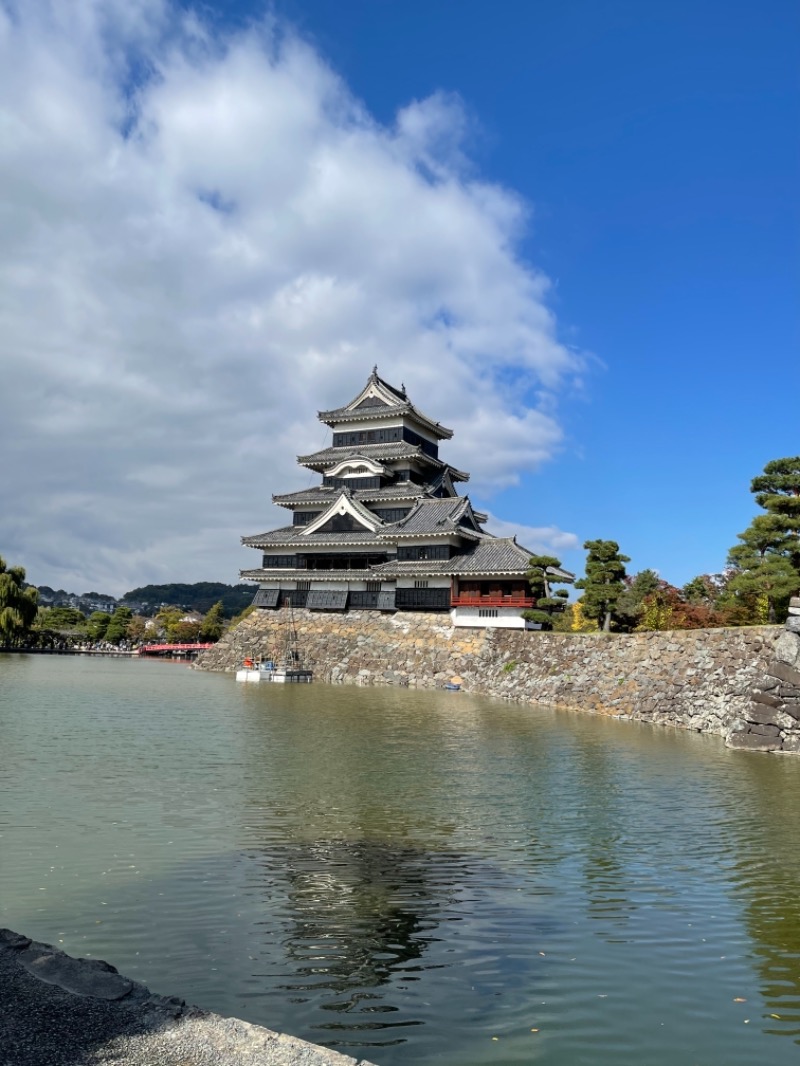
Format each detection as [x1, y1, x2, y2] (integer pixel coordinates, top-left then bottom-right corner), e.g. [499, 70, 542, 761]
[241, 369, 573, 628]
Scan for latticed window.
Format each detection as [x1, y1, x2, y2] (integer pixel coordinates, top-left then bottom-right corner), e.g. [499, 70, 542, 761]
[398, 545, 450, 561]
[293, 512, 321, 526]
[366, 581, 381, 592]
[372, 508, 411, 523]
[414, 580, 429, 589]
[395, 587, 450, 609]
[479, 608, 498, 618]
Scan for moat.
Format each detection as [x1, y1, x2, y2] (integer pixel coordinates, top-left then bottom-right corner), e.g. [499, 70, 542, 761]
[2, 654, 800, 1064]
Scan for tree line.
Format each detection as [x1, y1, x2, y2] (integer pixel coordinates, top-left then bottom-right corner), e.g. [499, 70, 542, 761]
[120, 582, 256, 616]
[527, 455, 800, 632]
[3, 455, 799, 644]
[0, 574, 249, 649]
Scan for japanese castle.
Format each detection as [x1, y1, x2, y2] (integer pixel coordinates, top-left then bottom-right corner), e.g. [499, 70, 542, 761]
[242, 369, 573, 628]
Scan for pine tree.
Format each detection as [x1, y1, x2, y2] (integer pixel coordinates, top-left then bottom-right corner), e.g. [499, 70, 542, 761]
[751, 456, 800, 565]
[522, 555, 570, 629]
[574, 540, 630, 632]
[725, 555, 798, 624]
[0, 556, 39, 645]
[726, 456, 800, 622]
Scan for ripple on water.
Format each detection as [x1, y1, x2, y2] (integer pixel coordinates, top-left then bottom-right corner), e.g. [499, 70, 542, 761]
[2, 655, 800, 1064]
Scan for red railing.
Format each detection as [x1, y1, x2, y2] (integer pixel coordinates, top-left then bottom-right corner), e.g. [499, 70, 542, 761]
[450, 595, 534, 608]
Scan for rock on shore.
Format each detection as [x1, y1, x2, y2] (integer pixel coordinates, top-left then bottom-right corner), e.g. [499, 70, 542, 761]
[0, 928, 377, 1066]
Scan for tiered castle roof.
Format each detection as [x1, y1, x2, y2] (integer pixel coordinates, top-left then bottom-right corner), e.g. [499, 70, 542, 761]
[241, 368, 573, 599]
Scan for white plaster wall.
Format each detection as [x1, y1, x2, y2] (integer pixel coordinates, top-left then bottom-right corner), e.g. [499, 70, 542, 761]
[330, 417, 403, 433]
[451, 607, 527, 629]
[396, 577, 451, 589]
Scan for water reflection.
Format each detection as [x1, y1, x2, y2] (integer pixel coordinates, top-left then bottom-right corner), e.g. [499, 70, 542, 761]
[256, 840, 443, 1045]
[728, 753, 800, 1042]
[237, 836, 563, 1050]
[5, 657, 800, 1064]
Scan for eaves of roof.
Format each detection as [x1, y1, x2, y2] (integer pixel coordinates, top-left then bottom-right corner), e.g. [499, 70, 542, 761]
[243, 526, 386, 547]
[317, 402, 454, 440]
[240, 569, 379, 582]
[297, 444, 445, 467]
[272, 484, 431, 506]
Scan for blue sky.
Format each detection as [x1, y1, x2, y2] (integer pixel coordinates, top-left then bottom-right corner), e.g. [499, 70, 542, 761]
[267, 0, 799, 585]
[1, 0, 797, 593]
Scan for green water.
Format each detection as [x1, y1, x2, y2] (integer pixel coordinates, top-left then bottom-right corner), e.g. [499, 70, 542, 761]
[2, 654, 800, 1064]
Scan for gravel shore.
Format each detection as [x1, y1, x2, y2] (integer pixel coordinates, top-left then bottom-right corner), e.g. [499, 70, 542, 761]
[0, 929, 377, 1066]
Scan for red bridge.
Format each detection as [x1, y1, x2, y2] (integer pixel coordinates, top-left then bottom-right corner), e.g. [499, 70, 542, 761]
[138, 643, 215, 656]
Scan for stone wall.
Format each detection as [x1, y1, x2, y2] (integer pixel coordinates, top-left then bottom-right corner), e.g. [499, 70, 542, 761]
[727, 604, 800, 753]
[196, 610, 800, 750]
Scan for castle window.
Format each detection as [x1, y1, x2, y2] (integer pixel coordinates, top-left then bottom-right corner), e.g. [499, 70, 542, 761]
[293, 511, 320, 526]
[414, 580, 429, 589]
[372, 508, 411, 523]
[398, 545, 450, 562]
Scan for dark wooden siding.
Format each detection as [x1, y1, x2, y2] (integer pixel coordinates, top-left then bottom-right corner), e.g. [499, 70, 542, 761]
[395, 588, 451, 610]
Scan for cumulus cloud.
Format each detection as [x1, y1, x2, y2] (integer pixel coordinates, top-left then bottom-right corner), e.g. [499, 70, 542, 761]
[483, 515, 581, 557]
[0, 0, 582, 594]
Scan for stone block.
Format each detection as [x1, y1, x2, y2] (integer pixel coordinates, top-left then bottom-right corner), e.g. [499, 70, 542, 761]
[780, 734, 800, 753]
[0, 929, 31, 951]
[774, 631, 800, 667]
[19, 946, 133, 1000]
[748, 723, 782, 737]
[726, 731, 781, 752]
[751, 689, 783, 708]
[766, 660, 800, 688]
[747, 705, 782, 726]
[786, 617, 800, 634]
[758, 675, 780, 692]
[790, 597, 800, 609]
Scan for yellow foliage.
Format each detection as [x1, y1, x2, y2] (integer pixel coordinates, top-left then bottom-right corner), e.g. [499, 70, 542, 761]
[571, 599, 599, 632]
[638, 597, 673, 631]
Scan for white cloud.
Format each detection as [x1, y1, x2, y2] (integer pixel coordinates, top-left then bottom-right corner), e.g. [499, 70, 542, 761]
[0, 0, 584, 595]
[483, 514, 581, 557]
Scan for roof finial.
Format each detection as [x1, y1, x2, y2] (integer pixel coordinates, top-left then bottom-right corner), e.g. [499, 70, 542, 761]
[371, 364, 378, 380]
[401, 381, 406, 396]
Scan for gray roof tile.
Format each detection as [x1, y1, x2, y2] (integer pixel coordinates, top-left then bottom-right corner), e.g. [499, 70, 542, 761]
[242, 536, 576, 581]
[317, 371, 454, 439]
[298, 442, 441, 466]
[371, 537, 562, 577]
[273, 484, 430, 506]
[386, 497, 476, 536]
[243, 526, 387, 547]
[241, 569, 377, 581]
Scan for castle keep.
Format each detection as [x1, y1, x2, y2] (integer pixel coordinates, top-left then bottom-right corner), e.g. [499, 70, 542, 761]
[241, 369, 572, 628]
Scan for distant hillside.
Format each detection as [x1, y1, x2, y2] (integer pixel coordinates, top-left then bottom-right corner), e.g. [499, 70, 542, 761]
[120, 582, 256, 616]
